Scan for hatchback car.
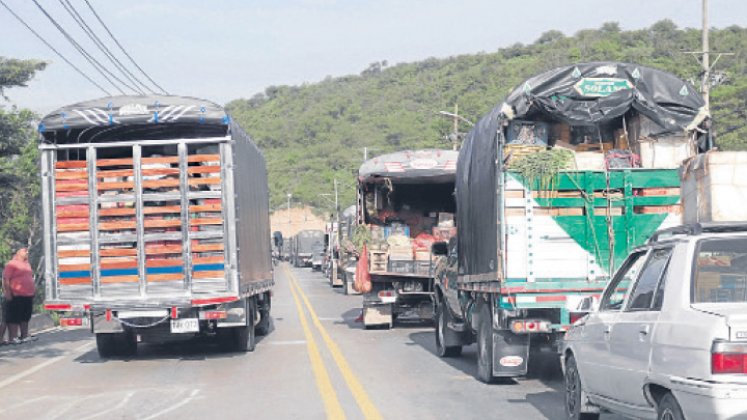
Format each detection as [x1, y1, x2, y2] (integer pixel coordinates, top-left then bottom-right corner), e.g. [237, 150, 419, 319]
[562, 223, 747, 420]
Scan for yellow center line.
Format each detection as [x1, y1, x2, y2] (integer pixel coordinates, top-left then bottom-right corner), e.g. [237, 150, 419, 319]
[287, 266, 346, 420]
[285, 266, 384, 420]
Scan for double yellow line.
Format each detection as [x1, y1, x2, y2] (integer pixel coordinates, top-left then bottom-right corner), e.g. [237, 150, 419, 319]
[285, 265, 383, 420]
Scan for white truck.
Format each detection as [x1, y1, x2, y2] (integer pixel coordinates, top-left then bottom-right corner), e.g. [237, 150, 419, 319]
[40, 95, 273, 357]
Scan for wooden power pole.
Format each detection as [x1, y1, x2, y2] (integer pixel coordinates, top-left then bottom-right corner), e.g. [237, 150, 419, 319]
[702, 0, 710, 109]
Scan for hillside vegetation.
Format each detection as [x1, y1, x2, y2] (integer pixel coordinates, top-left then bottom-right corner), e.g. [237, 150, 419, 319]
[228, 20, 747, 213]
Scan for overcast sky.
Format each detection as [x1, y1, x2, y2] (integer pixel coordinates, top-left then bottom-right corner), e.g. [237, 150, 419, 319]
[1, 0, 745, 114]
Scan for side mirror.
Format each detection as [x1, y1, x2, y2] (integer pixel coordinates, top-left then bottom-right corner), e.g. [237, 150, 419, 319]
[431, 241, 448, 256]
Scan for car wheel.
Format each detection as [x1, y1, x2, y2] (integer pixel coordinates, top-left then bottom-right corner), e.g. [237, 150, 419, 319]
[564, 355, 599, 420]
[657, 392, 685, 420]
[435, 302, 462, 358]
[476, 303, 495, 383]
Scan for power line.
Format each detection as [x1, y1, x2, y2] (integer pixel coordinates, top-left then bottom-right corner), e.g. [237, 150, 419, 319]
[0, 0, 111, 96]
[32, 0, 136, 95]
[84, 0, 169, 95]
[59, 0, 150, 94]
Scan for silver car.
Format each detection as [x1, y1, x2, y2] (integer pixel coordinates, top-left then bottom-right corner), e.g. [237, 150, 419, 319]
[562, 223, 747, 420]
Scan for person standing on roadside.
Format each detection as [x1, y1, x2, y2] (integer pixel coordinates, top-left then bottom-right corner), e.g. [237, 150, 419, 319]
[2, 248, 36, 344]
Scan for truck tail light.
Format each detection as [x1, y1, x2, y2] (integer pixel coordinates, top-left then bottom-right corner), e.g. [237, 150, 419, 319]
[712, 341, 747, 374]
[201, 310, 227, 320]
[378, 291, 395, 298]
[60, 317, 84, 327]
[510, 319, 551, 334]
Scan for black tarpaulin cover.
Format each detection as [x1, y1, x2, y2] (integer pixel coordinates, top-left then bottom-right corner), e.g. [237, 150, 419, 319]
[456, 106, 501, 278]
[502, 62, 708, 136]
[456, 62, 709, 278]
[359, 149, 458, 182]
[39, 95, 229, 144]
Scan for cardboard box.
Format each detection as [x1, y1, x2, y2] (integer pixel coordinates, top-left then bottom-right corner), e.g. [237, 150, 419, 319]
[432, 227, 457, 242]
[414, 250, 431, 261]
[682, 152, 747, 223]
[388, 260, 415, 274]
[437, 212, 454, 227]
[388, 245, 413, 261]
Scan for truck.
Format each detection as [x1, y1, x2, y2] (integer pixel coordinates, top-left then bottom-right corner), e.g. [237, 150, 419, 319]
[39, 95, 274, 357]
[432, 62, 712, 382]
[356, 149, 459, 328]
[290, 229, 324, 267]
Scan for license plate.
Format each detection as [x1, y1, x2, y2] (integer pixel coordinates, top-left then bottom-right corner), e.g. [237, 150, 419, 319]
[170, 318, 199, 333]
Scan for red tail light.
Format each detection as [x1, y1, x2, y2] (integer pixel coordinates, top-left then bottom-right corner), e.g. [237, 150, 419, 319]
[712, 341, 747, 374]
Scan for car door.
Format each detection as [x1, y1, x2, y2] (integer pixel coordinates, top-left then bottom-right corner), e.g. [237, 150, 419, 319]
[608, 247, 673, 410]
[575, 250, 646, 398]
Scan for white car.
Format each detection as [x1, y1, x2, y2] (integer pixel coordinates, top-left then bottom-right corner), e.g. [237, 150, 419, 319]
[562, 223, 747, 420]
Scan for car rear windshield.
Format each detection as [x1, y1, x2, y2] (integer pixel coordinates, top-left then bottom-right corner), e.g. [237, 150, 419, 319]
[693, 237, 747, 303]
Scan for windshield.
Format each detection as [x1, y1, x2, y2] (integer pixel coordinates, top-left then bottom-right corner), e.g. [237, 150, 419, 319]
[693, 237, 747, 303]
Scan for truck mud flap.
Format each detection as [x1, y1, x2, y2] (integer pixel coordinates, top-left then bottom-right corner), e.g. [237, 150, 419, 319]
[91, 311, 124, 333]
[492, 330, 529, 377]
[363, 304, 392, 327]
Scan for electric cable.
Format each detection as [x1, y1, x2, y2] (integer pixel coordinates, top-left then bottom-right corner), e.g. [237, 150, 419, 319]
[84, 0, 169, 95]
[0, 0, 111, 96]
[59, 0, 150, 94]
[32, 0, 135, 95]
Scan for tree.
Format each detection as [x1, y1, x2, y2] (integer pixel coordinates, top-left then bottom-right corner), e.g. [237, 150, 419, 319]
[0, 57, 46, 289]
[0, 57, 46, 99]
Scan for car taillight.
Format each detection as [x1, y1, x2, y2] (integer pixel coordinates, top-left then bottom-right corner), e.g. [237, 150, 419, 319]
[712, 341, 747, 374]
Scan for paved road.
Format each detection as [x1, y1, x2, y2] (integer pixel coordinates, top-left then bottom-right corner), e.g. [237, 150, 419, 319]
[0, 264, 619, 419]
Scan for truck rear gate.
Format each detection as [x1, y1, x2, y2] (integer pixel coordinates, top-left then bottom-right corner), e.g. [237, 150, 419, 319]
[42, 138, 238, 306]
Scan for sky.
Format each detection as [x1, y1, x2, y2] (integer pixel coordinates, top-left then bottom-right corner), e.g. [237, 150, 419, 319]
[1, 0, 746, 114]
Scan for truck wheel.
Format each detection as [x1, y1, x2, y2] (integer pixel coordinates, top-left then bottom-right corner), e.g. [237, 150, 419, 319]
[255, 292, 272, 336]
[435, 303, 462, 358]
[564, 355, 599, 420]
[476, 304, 495, 383]
[234, 297, 257, 352]
[657, 393, 685, 420]
[96, 333, 116, 358]
[118, 329, 138, 357]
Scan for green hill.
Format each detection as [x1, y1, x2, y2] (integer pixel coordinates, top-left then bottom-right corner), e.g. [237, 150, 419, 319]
[226, 20, 747, 213]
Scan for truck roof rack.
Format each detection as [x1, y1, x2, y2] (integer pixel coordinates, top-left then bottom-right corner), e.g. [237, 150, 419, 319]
[648, 222, 747, 243]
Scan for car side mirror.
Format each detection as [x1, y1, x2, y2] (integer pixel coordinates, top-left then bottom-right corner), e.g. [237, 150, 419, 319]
[431, 241, 448, 256]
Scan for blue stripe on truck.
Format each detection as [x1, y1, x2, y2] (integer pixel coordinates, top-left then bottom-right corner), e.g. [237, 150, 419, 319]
[193, 263, 224, 272]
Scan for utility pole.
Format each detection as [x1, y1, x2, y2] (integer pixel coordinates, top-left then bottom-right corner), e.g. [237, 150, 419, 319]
[363, 146, 368, 161]
[701, 0, 710, 110]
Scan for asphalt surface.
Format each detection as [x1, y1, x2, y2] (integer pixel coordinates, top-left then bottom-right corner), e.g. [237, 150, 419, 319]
[0, 264, 622, 419]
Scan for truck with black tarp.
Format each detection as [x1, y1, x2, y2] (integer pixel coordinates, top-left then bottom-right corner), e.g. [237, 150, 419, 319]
[356, 149, 458, 328]
[291, 229, 324, 267]
[40, 95, 273, 357]
[432, 62, 711, 381]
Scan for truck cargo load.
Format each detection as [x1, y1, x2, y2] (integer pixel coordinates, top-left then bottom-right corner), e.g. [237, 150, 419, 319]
[39, 95, 273, 356]
[356, 149, 458, 328]
[434, 62, 711, 382]
[681, 151, 747, 224]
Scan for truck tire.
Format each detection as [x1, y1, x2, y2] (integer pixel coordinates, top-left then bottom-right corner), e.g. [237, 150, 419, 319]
[96, 333, 116, 358]
[476, 304, 495, 383]
[564, 355, 599, 420]
[255, 292, 272, 336]
[118, 329, 137, 357]
[233, 297, 257, 352]
[435, 303, 462, 357]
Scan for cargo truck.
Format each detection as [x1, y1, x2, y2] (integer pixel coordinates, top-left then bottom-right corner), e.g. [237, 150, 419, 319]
[357, 149, 458, 328]
[39, 95, 273, 357]
[290, 229, 325, 268]
[432, 62, 711, 382]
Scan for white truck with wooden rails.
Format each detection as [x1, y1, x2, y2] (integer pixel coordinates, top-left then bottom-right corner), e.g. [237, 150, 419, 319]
[39, 95, 273, 357]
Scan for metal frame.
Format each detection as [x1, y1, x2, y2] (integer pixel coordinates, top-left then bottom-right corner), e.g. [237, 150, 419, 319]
[45, 136, 235, 304]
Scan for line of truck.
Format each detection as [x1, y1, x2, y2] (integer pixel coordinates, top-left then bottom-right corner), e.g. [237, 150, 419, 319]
[40, 61, 716, 384]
